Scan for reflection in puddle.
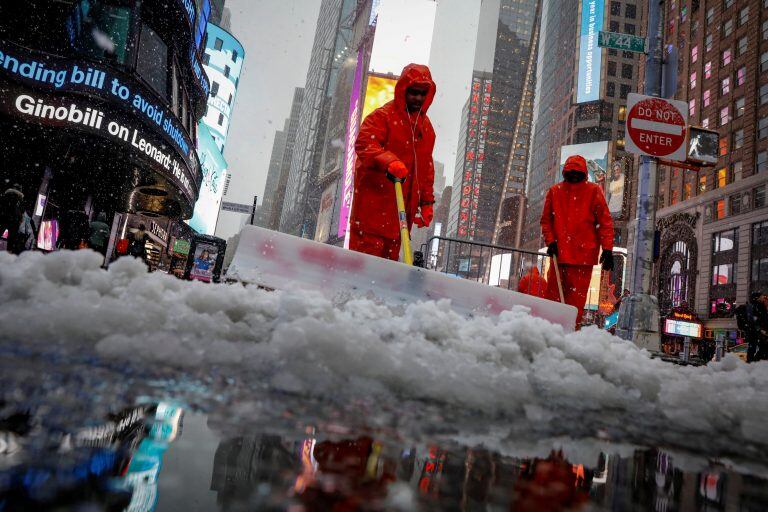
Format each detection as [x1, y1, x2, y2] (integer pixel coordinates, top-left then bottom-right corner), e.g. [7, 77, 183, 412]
[2, 402, 768, 511]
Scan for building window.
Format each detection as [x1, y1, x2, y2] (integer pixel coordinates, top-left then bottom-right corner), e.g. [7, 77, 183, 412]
[759, 151, 768, 173]
[700, 174, 708, 192]
[202, 52, 210, 65]
[702, 117, 710, 128]
[692, 45, 699, 63]
[606, 81, 615, 97]
[137, 24, 168, 100]
[608, 61, 616, 76]
[621, 64, 633, 79]
[733, 128, 744, 149]
[760, 116, 768, 139]
[210, 81, 219, 97]
[720, 106, 730, 126]
[738, 6, 749, 26]
[736, 66, 746, 86]
[762, 52, 768, 73]
[705, 61, 712, 79]
[755, 185, 767, 208]
[689, 99, 696, 117]
[719, 136, 729, 156]
[730, 193, 746, 216]
[703, 89, 711, 107]
[620, 84, 631, 99]
[224, 65, 231, 78]
[232, 49, 239, 62]
[723, 19, 734, 37]
[227, 93, 233, 105]
[735, 97, 745, 118]
[706, 7, 715, 25]
[716, 167, 729, 188]
[721, 77, 730, 96]
[214, 38, 224, 50]
[626, 4, 637, 18]
[218, 113, 224, 126]
[74, 4, 131, 65]
[690, 71, 697, 89]
[625, 23, 636, 35]
[710, 228, 738, 318]
[610, 20, 620, 32]
[737, 36, 747, 56]
[723, 0, 734, 7]
[761, 84, 768, 105]
[722, 49, 732, 67]
[733, 161, 742, 180]
[705, 33, 714, 52]
[610, 1, 621, 15]
[763, 20, 768, 40]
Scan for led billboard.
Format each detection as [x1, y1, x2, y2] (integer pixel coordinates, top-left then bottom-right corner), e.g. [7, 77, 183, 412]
[361, 75, 398, 121]
[338, 50, 365, 241]
[368, 0, 436, 76]
[577, 0, 605, 103]
[187, 122, 227, 235]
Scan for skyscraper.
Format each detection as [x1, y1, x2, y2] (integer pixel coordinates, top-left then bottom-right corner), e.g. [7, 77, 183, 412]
[652, 0, 768, 344]
[254, 124, 288, 228]
[279, 0, 359, 238]
[448, 0, 541, 244]
[269, 87, 305, 231]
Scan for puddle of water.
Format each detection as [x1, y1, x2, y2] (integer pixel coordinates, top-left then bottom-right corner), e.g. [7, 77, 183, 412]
[2, 401, 768, 512]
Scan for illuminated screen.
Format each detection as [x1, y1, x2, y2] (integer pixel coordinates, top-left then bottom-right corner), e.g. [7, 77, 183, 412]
[36, 219, 60, 251]
[664, 319, 703, 338]
[362, 75, 397, 121]
[368, 0, 436, 76]
[187, 122, 228, 235]
[577, 0, 605, 103]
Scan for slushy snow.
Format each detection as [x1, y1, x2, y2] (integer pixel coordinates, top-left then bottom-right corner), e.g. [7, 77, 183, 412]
[1, 250, 767, 458]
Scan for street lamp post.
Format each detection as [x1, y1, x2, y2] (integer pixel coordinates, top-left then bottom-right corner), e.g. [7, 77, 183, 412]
[616, 0, 665, 347]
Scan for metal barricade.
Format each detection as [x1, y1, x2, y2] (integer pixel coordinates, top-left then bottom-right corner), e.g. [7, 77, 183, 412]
[418, 236, 550, 293]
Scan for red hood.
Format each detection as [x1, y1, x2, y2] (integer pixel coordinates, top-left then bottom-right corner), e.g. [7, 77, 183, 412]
[562, 154, 588, 178]
[394, 63, 436, 115]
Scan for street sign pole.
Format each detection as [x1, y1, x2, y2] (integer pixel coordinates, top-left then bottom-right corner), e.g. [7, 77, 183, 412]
[616, 0, 664, 349]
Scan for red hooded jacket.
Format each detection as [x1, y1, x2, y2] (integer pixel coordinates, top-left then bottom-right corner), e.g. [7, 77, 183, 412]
[350, 64, 436, 239]
[540, 156, 614, 266]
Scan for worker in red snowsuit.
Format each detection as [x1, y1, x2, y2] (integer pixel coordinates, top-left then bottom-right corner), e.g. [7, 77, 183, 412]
[350, 64, 437, 261]
[518, 266, 548, 298]
[541, 155, 614, 327]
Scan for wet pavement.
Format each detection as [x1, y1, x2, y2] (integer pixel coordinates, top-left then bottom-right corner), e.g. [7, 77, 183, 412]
[2, 343, 768, 511]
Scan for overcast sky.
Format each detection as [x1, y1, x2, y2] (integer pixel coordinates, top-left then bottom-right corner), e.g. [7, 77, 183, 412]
[217, 0, 480, 239]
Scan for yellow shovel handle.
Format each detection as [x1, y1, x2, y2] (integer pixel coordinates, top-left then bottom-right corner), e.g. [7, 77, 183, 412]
[394, 181, 413, 265]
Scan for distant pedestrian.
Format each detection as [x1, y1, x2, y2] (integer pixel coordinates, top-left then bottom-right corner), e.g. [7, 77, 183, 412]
[540, 155, 614, 328]
[0, 184, 24, 253]
[11, 210, 36, 254]
[737, 293, 768, 362]
[88, 212, 111, 255]
[129, 224, 149, 260]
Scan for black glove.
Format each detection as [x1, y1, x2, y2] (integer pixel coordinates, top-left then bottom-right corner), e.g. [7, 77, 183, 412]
[547, 242, 558, 257]
[600, 249, 614, 271]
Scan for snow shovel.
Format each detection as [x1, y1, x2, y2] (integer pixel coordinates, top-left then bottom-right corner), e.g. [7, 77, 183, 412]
[392, 177, 414, 265]
[552, 254, 566, 304]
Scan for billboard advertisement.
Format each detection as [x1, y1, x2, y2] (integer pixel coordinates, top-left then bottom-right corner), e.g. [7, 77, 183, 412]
[560, 141, 609, 186]
[576, 0, 605, 103]
[187, 122, 228, 235]
[189, 242, 219, 282]
[368, 0, 437, 76]
[338, 50, 365, 241]
[361, 75, 398, 121]
[315, 182, 337, 243]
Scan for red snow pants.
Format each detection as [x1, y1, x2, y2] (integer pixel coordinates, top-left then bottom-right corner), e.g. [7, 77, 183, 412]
[349, 230, 401, 261]
[546, 263, 593, 327]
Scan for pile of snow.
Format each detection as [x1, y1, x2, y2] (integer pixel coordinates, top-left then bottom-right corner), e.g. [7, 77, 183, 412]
[1, 250, 767, 456]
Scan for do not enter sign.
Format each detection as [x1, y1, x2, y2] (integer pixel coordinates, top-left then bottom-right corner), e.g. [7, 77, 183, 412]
[625, 93, 688, 161]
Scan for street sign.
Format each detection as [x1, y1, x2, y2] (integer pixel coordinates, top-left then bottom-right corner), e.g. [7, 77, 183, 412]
[221, 201, 256, 214]
[598, 31, 646, 53]
[625, 93, 688, 161]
